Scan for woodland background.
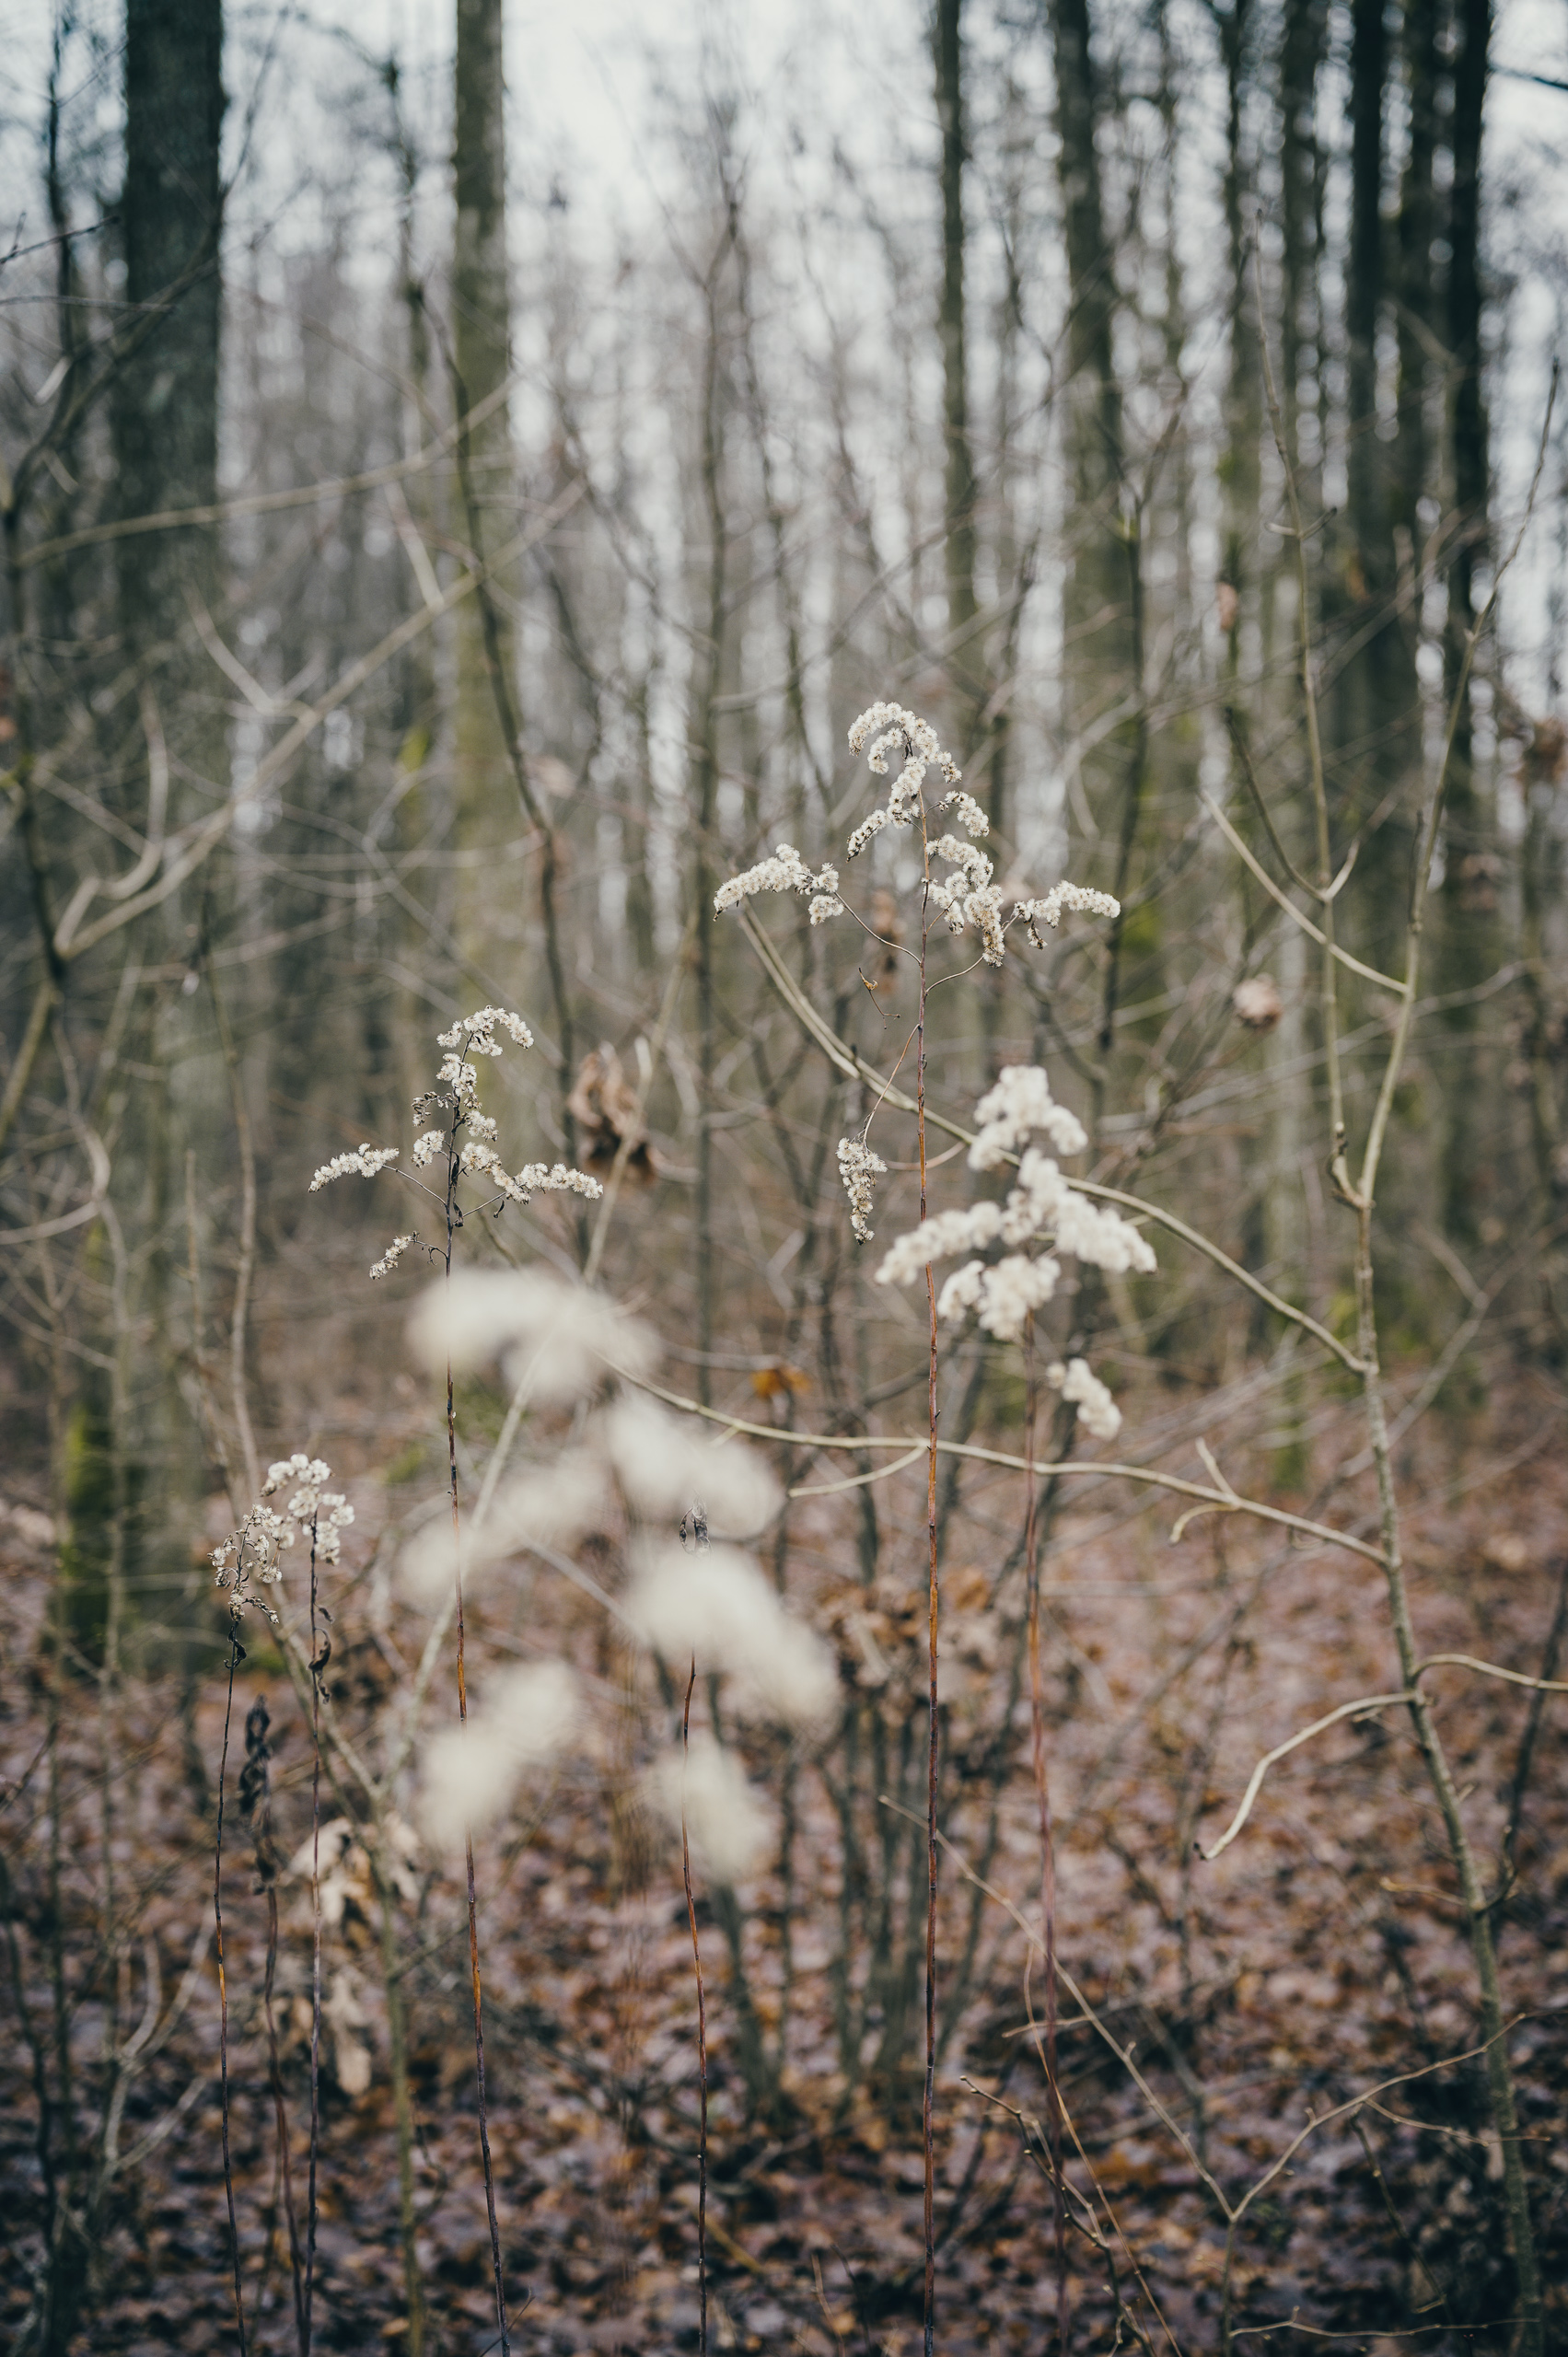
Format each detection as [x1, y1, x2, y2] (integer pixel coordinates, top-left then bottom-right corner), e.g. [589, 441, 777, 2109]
[2, 0, 1567, 2351]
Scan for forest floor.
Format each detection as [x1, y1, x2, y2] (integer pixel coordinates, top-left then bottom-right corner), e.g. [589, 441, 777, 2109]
[2, 1359, 1566, 2357]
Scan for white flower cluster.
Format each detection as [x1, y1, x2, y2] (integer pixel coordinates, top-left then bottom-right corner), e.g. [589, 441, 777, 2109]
[210, 1500, 293, 1608]
[837, 1136, 889, 1242]
[926, 834, 1005, 967]
[1049, 1356, 1121, 1440]
[261, 1451, 356, 1562]
[844, 701, 961, 861]
[938, 788, 989, 839]
[370, 1233, 416, 1281]
[713, 842, 843, 924]
[875, 1069, 1154, 1406]
[1013, 882, 1121, 950]
[969, 1064, 1088, 1168]
[211, 1451, 356, 1599]
[935, 1252, 1060, 1343]
[314, 1007, 601, 1277]
[436, 1005, 534, 1055]
[308, 1144, 401, 1192]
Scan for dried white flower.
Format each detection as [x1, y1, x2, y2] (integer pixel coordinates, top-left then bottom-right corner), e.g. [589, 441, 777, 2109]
[876, 1202, 1004, 1287]
[370, 1233, 416, 1281]
[843, 702, 960, 861]
[647, 1735, 772, 1886]
[436, 1006, 534, 1054]
[308, 1144, 401, 1192]
[1013, 882, 1121, 949]
[969, 1066, 1087, 1169]
[601, 1395, 781, 1538]
[1048, 1356, 1121, 1440]
[410, 1131, 445, 1169]
[419, 1661, 578, 1850]
[974, 1254, 1062, 1342]
[624, 1540, 838, 1732]
[407, 1269, 657, 1402]
[938, 788, 989, 838]
[837, 1137, 889, 1243]
[714, 842, 842, 917]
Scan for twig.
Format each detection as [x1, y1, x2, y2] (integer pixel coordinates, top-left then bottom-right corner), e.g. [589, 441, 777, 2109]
[214, 1612, 250, 2357]
[1198, 1692, 1413, 1861]
[680, 1663, 709, 2357]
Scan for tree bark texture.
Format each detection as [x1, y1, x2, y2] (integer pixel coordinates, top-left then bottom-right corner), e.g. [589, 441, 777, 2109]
[453, 0, 517, 972]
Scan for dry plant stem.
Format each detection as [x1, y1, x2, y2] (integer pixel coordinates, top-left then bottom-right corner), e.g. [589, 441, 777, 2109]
[1022, 1324, 1065, 2354]
[374, 1844, 425, 2356]
[263, 1876, 306, 2353]
[214, 1619, 250, 2357]
[442, 1118, 511, 2356]
[304, 1526, 323, 2357]
[680, 1663, 709, 2357]
[917, 808, 940, 2357]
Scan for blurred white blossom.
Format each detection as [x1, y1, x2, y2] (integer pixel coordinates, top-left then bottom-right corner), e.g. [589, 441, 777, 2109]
[648, 1735, 773, 1885]
[1049, 1356, 1121, 1440]
[408, 1269, 657, 1402]
[400, 1450, 610, 1604]
[624, 1540, 837, 1732]
[419, 1661, 578, 1850]
[969, 1066, 1087, 1168]
[602, 1395, 780, 1538]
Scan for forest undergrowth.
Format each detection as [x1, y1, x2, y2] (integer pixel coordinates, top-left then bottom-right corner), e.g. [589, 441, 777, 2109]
[4, 1352, 1564, 2357]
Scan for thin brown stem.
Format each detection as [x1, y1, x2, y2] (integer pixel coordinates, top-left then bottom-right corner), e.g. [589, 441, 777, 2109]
[444, 1121, 511, 2355]
[680, 1663, 709, 2357]
[918, 798, 939, 2357]
[1023, 1325, 1065, 2354]
[215, 1618, 250, 2357]
[304, 1528, 323, 2357]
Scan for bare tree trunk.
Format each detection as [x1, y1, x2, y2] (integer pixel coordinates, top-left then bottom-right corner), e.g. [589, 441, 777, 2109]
[1437, 0, 1497, 1243]
[110, 0, 227, 1627]
[935, 0, 980, 749]
[453, 0, 516, 972]
[1046, 0, 1144, 1038]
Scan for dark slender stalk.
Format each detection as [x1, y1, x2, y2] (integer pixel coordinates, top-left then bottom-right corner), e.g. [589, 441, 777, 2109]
[215, 1615, 250, 2357]
[246, 1694, 305, 2352]
[304, 1525, 323, 2357]
[375, 1840, 426, 2356]
[680, 1663, 709, 2357]
[917, 799, 940, 2357]
[1023, 1324, 1065, 2354]
[444, 1115, 511, 2355]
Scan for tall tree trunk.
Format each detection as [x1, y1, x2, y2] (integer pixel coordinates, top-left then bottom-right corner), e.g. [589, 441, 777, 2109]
[1437, 0, 1496, 1241]
[1046, 0, 1146, 1085]
[452, 0, 516, 971]
[1340, 0, 1419, 972]
[1265, 0, 1330, 1338]
[110, 0, 226, 1628]
[1217, 0, 1259, 679]
[935, 0, 980, 753]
